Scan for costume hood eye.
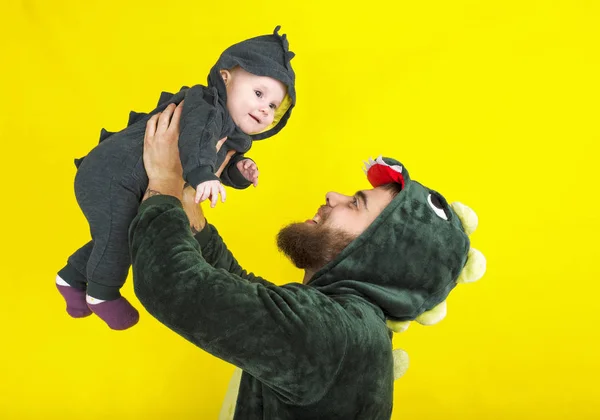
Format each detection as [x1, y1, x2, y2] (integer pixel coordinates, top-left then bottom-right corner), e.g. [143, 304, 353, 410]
[428, 192, 449, 220]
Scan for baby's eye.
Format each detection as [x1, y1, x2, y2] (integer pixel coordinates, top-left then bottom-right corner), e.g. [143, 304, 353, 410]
[255, 90, 262, 98]
[427, 192, 449, 220]
[269, 103, 276, 110]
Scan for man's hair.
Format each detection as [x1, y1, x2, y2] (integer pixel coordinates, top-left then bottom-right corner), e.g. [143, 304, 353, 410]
[380, 182, 403, 198]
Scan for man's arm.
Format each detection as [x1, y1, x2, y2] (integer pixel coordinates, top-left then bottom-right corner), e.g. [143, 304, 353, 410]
[192, 222, 272, 286]
[179, 184, 268, 283]
[129, 195, 348, 405]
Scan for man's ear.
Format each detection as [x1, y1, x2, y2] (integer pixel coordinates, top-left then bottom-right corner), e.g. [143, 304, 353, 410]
[220, 69, 231, 87]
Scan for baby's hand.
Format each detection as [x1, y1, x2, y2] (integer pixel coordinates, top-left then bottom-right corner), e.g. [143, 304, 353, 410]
[195, 180, 226, 207]
[237, 159, 259, 187]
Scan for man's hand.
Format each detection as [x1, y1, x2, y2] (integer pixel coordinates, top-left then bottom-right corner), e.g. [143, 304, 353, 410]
[182, 185, 205, 234]
[195, 179, 226, 208]
[142, 102, 185, 201]
[237, 159, 259, 187]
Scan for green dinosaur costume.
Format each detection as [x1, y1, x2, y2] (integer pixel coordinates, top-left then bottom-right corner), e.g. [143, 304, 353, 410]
[129, 156, 486, 419]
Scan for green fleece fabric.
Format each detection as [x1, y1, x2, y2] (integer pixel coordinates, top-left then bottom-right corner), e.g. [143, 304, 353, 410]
[309, 174, 470, 322]
[129, 161, 471, 419]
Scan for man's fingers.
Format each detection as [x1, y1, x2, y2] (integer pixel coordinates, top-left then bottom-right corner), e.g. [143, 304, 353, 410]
[169, 101, 184, 133]
[195, 188, 203, 204]
[216, 137, 228, 152]
[158, 103, 176, 130]
[145, 113, 160, 140]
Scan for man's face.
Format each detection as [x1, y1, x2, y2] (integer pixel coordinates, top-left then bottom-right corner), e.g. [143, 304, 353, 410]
[277, 187, 395, 277]
[224, 67, 287, 134]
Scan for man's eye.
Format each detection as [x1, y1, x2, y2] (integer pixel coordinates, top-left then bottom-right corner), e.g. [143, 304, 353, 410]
[352, 198, 358, 208]
[255, 90, 262, 98]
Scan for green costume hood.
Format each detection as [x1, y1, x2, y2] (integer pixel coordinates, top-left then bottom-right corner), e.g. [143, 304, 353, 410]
[207, 25, 296, 141]
[309, 157, 474, 323]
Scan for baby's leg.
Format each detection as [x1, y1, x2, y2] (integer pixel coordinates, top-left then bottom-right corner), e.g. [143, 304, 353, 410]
[56, 241, 93, 318]
[77, 177, 141, 330]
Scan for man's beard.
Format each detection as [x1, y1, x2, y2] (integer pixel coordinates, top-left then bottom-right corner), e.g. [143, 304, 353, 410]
[276, 222, 358, 272]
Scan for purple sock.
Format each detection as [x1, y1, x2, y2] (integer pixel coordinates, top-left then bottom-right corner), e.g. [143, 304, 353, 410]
[56, 284, 92, 318]
[88, 297, 139, 330]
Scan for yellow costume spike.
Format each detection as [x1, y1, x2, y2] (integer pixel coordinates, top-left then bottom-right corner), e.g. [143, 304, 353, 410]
[457, 248, 486, 284]
[415, 300, 447, 325]
[392, 348, 410, 380]
[450, 201, 478, 235]
[386, 319, 411, 333]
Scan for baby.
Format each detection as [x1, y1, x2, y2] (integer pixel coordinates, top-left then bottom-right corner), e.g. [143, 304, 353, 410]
[56, 26, 296, 330]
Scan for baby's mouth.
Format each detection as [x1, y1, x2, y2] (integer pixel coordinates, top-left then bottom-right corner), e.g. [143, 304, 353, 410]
[249, 114, 260, 123]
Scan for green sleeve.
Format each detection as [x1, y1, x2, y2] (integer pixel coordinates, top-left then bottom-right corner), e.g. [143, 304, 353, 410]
[193, 222, 270, 286]
[179, 85, 221, 188]
[129, 195, 348, 405]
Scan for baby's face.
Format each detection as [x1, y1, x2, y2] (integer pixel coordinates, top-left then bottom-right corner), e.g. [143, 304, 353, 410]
[224, 68, 287, 134]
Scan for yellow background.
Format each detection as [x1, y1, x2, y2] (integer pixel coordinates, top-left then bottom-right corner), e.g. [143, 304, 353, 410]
[1, 0, 599, 418]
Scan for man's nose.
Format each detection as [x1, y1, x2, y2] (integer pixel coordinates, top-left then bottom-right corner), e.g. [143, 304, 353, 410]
[326, 191, 349, 206]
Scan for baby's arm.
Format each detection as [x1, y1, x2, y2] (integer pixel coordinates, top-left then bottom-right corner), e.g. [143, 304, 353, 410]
[178, 86, 222, 189]
[220, 153, 259, 189]
[178, 86, 228, 205]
